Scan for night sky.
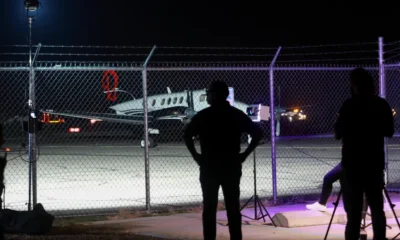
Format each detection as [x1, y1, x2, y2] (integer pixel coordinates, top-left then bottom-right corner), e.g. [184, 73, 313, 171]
[1, 0, 399, 47]
[0, 0, 399, 137]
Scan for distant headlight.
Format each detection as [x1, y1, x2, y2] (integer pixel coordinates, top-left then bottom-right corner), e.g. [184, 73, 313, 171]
[298, 114, 307, 120]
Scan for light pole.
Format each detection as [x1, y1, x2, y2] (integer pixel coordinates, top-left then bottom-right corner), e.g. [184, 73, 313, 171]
[24, 0, 40, 211]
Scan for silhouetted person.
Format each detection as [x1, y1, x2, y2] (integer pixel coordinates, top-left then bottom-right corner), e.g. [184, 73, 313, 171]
[335, 68, 394, 240]
[0, 124, 5, 240]
[306, 162, 342, 212]
[184, 81, 262, 240]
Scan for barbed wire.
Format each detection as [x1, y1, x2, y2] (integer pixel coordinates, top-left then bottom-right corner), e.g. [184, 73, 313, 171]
[150, 42, 378, 50]
[275, 57, 378, 63]
[0, 59, 380, 67]
[0, 45, 153, 49]
[278, 50, 376, 56]
[0, 50, 378, 57]
[0, 53, 149, 57]
[384, 47, 400, 54]
[0, 40, 395, 65]
[385, 53, 400, 62]
[384, 40, 400, 46]
[0, 41, 380, 50]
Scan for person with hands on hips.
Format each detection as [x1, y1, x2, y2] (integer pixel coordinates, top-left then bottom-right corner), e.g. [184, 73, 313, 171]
[184, 80, 262, 240]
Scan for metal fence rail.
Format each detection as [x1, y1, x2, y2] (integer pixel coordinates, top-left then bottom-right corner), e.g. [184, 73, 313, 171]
[0, 39, 399, 217]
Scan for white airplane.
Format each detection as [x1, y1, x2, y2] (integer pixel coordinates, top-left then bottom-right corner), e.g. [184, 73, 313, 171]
[40, 87, 306, 148]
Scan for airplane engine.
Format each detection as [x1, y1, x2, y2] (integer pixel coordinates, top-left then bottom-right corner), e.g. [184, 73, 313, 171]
[184, 108, 197, 119]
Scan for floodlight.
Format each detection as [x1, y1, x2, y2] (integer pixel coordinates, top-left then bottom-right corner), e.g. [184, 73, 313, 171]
[24, 0, 40, 12]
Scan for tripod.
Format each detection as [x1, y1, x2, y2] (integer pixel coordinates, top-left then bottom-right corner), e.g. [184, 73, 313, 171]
[360, 193, 392, 230]
[324, 187, 400, 240]
[384, 187, 400, 240]
[239, 149, 276, 227]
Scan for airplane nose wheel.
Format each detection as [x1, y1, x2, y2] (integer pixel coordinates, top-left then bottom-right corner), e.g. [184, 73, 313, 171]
[141, 137, 156, 148]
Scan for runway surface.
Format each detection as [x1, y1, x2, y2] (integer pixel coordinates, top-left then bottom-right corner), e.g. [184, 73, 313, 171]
[3, 137, 400, 215]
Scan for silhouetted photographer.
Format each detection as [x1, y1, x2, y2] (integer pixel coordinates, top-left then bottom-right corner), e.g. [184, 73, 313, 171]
[335, 68, 394, 240]
[184, 80, 262, 240]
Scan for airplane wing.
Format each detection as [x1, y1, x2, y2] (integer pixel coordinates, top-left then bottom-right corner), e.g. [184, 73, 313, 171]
[40, 110, 152, 125]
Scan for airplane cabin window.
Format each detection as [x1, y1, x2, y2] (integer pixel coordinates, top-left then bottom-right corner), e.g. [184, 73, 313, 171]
[152, 99, 156, 106]
[200, 94, 207, 102]
[161, 99, 165, 105]
[173, 97, 177, 104]
[179, 96, 184, 104]
[167, 98, 171, 105]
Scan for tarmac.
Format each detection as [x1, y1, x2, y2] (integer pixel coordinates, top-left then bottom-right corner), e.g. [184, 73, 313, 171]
[3, 137, 400, 215]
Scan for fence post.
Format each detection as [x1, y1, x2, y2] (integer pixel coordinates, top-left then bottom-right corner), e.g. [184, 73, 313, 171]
[142, 46, 157, 213]
[27, 18, 43, 210]
[269, 47, 281, 205]
[378, 37, 389, 185]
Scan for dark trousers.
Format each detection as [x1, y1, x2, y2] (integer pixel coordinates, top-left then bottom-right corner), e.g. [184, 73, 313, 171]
[200, 169, 242, 240]
[340, 169, 386, 240]
[319, 163, 342, 205]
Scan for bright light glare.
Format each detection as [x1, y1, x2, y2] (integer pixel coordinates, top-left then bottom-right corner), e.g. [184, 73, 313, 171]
[68, 128, 80, 133]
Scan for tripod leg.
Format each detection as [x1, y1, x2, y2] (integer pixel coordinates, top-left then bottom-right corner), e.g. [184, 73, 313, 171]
[364, 212, 392, 230]
[240, 195, 254, 212]
[382, 187, 400, 240]
[361, 194, 369, 229]
[324, 190, 341, 240]
[254, 194, 259, 220]
[257, 196, 277, 227]
[255, 196, 267, 223]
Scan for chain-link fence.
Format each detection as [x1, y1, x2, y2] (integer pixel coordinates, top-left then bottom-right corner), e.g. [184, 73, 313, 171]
[385, 63, 400, 191]
[0, 67, 30, 212]
[145, 67, 272, 210]
[0, 40, 399, 217]
[273, 67, 380, 203]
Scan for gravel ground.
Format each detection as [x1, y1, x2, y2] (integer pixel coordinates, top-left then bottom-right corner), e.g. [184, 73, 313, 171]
[3, 224, 175, 240]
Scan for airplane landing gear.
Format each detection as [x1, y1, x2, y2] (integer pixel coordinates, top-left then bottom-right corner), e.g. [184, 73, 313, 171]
[141, 137, 157, 148]
[140, 128, 159, 148]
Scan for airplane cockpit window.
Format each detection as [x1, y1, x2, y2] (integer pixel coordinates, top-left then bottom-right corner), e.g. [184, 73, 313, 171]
[167, 98, 171, 105]
[173, 97, 177, 104]
[161, 99, 165, 105]
[152, 99, 156, 106]
[199, 94, 207, 102]
[179, 96, 184, 104]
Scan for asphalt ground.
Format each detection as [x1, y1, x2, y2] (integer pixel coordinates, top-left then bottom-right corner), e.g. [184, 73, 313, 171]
[2, 137, 400, 216]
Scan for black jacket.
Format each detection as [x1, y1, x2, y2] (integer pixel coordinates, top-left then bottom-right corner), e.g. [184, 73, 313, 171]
[335, 95, 394, 172]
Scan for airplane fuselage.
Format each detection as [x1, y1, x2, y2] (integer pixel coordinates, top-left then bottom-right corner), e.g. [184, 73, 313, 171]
[109, 89, 250, 118]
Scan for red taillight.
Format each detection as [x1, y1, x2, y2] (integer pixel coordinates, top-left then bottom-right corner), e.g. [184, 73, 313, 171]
[68, 128, 81, 133]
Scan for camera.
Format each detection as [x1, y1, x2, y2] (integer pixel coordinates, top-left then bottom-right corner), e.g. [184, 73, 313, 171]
[247, 104, 270, 122]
